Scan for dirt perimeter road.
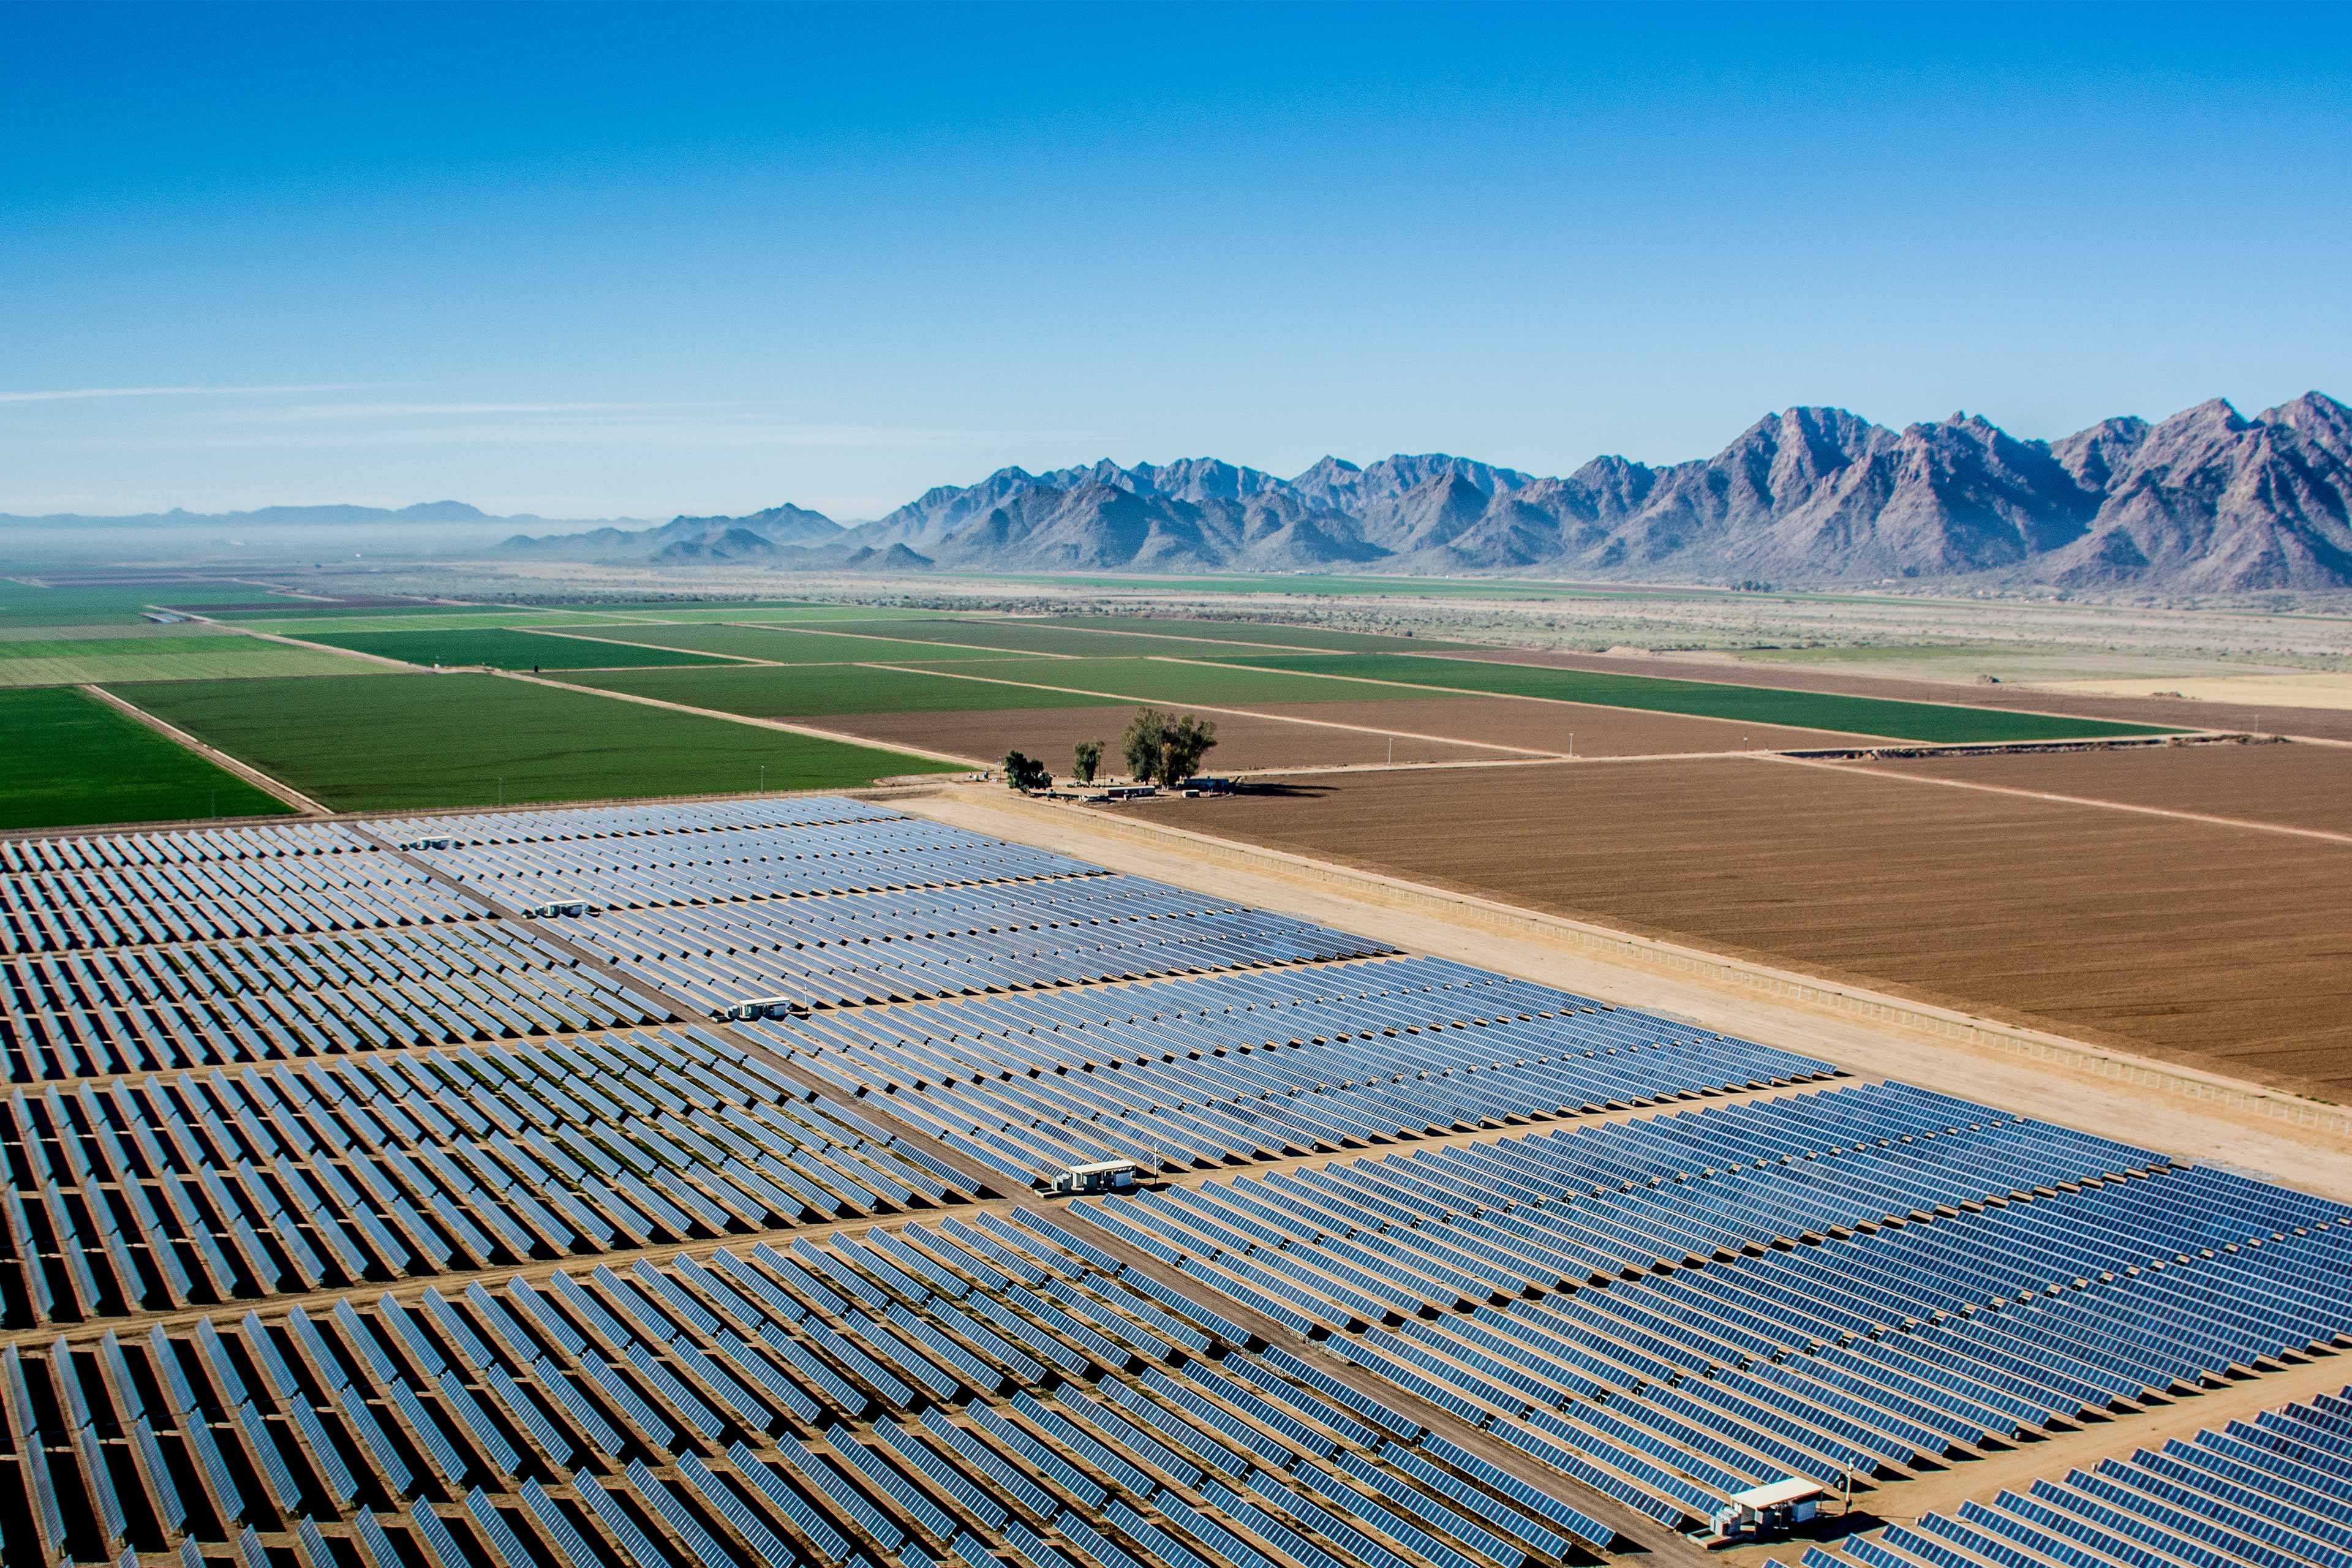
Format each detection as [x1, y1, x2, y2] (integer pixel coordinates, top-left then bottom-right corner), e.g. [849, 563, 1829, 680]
[897, 784, 2352, 1202]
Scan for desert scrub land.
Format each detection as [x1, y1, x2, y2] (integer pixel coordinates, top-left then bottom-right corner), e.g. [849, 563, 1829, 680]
[0, 687, 290, 829]
[110, 672, 960, 811]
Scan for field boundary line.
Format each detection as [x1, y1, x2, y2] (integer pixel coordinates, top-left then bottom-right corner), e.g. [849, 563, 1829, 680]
[855, 661, 1566, 757]
[1140, 652, 1920, 745]
[502, 669, 987, 767]
[1757, 750, 2352, 846]
[77, 683, 333, 815]
[902, 785, 2352, 1145]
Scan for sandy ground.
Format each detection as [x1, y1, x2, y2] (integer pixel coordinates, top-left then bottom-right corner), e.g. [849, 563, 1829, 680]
[1114, 760, 2352, 1102]
[822, 704, 1524, 771]
[1833, 739, 2352, 836]
[2036, 670, 2352, 710]
[1448, 646, 2352, 741]
[1245, 695, 1864, 755]
[902, 784, 2352, 1200]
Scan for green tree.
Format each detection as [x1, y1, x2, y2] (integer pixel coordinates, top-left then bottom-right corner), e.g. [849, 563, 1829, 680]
[1159, 712, 1218, 784]
[1072, 739, 1104, 784]
[1001, 750, 1051, 791]
[1120, 707, 1166, 783]
[1118, 706, 1218, 785]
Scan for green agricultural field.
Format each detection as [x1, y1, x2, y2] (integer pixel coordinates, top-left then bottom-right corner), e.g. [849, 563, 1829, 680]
[290, 627, 742, 669]
[221, 610, 636, 635]
[567, 662, 1130, 718]
[0, 578, 270, 627]
[511, 597, 833, 614]
[0, 687, 291, 829]
[0, 635, 377, 686]
[1220, 653, 2181, 743]
[112, 673, 959, 811]
[609, 604, 941, 624]
[571, 623, 1035, 662]
[1039, 614, 1467, 652]
[889, 655, 1406, 707]
[834, 617, 1348, 659]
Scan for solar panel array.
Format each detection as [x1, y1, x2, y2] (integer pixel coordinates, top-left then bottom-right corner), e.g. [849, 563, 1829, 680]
[1072, 1082, 2351, 1534]
[1782, 1384, 2352, 1568]
[2, 796, 2348, 1568]
[756, 957, 1836, 1183]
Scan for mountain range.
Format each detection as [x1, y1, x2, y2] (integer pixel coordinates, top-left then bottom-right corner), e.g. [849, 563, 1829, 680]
[18, 394, 2348, 591]
[498, 392, 2352, 592]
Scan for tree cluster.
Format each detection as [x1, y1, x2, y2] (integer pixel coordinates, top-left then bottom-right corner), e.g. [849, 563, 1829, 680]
[1120, 706, 1218, 787]
[1000, 750, 1052, 791]
[1072, 739, 1104, 784]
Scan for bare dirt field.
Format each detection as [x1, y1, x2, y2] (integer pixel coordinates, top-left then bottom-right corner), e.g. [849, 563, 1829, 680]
[1128, 758, 2352, 1099]
[1248, 695, 1864, 755]
[1836, 739, 2352, 836]
[1448, 646, 2352, 741]
[823, 704, 1521, 771]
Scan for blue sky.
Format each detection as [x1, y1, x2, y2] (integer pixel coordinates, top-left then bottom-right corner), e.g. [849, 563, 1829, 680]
[4, 1, 2347, 520]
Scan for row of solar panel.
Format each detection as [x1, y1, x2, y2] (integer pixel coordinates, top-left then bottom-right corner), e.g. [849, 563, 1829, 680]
[0, 1026, 976, 1327]
[767, 953, 1773, 1095]
[861, 1028, 1837, 1186]
[0, 851, 480, 955]
[1784, 1383, 2352, 1568]
[634, 908, 1396, 1016]
[369, 796, 905, 850]
[0, 925, 669, 1084]
[413, 833, 1104, 913]
[579, 873, 1272, 962]
[409, 815, 1063, 881]
[0, 1205, 1606, 1568]
[0, 822, 367, 873]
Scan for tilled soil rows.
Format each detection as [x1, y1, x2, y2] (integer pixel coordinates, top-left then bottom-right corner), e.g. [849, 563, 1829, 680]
[1838, 741, 2352, 835]
[1133, 757, 2352, 1099]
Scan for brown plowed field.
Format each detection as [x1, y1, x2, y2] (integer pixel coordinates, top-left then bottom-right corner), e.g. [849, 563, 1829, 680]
[1250, 696, 1862, 755]
[1836, 741, 2352, 836]
[1442, 646, 2352, 741]
[1131, 758, 2352, 1098]
[824, 706, 1520, 772]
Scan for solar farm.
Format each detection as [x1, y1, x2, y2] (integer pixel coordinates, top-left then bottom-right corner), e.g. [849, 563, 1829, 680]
[3, 792, 2348, 1568]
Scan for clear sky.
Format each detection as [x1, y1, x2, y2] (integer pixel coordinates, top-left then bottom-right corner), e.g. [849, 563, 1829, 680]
[5, 1, 2347, 521]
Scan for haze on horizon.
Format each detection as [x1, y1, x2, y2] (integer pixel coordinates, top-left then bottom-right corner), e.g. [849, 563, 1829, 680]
[4, 1, 2348, 523]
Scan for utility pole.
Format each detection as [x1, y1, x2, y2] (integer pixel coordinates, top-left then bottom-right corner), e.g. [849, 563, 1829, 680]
[760, 763, 766, 793]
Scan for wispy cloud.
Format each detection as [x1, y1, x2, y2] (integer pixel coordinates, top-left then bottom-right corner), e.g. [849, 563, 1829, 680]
[0, 383, 386, 404]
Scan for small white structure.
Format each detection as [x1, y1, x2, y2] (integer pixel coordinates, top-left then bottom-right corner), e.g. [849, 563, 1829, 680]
[521, 900, 592, 918]
[718, 995, 808, 1022]
[1710, 1477, 1825, 1540]
[1050, 1159, 1144, 1196]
